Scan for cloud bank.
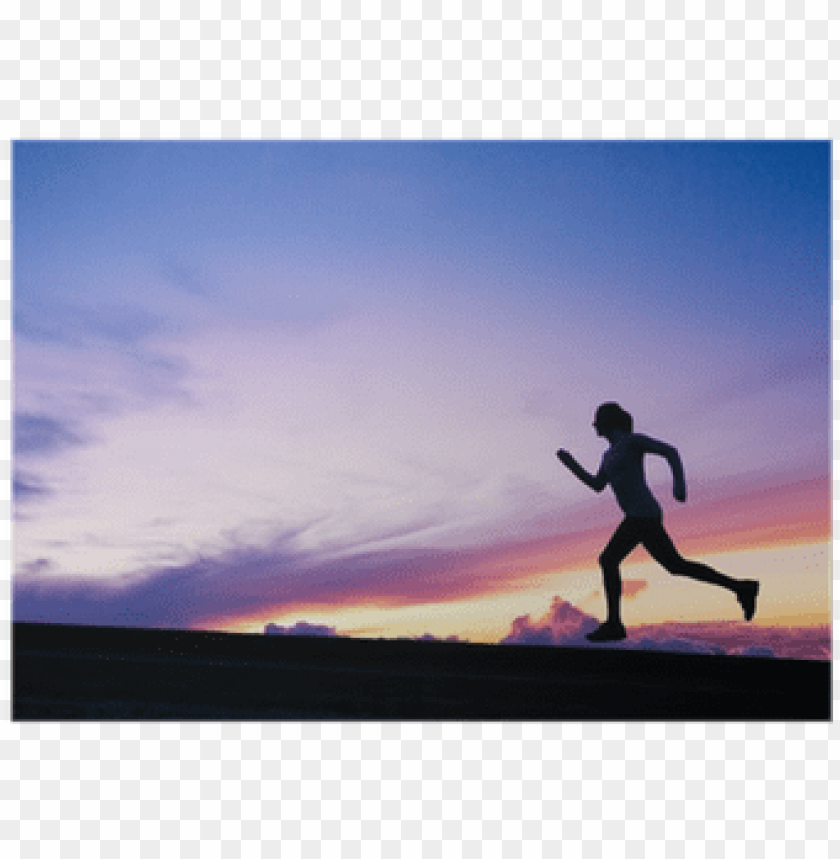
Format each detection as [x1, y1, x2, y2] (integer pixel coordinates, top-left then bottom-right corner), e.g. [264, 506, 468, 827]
[13, 514, 831, 664]
[498, 596, 830, 659]
[264, 621, 338, 637]
[500, 597, 600, 646]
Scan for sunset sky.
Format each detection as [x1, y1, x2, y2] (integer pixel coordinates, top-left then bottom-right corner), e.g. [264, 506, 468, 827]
[13, 141, 831, 652]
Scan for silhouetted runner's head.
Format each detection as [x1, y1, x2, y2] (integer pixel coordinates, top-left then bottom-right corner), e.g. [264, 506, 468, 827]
[593, 402, 632, 438]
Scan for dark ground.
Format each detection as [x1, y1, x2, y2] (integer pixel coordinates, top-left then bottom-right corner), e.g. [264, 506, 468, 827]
[13, 622, 831, 720]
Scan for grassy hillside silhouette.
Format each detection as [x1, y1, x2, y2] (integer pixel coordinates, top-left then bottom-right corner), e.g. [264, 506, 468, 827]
[13, 622, 830, 720]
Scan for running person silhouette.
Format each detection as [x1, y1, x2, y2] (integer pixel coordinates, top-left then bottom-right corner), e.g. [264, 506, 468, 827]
[556, 402, 759, 642]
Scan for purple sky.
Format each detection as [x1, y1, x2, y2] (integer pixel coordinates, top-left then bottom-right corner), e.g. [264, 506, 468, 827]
[13, 142, 831, 637]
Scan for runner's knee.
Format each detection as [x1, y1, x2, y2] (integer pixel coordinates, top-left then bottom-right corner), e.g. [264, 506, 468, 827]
[663, 555, 690, 577]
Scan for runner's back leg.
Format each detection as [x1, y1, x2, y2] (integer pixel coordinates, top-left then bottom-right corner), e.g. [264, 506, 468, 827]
[641, 521, 740, 593]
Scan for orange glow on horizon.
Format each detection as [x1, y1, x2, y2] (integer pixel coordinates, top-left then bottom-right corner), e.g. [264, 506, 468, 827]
[206, 539, 830, 642]
[195, 470, 830, 640]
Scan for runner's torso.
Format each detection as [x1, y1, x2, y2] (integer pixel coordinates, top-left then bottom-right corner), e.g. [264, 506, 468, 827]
[600, 433, 663, 518]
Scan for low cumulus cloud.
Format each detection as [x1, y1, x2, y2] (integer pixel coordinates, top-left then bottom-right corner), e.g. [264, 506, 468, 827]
[635, 622, 831, 661]
[265, 621, 339, 637]
[496, 596, 826, 658]
[500, 597, 600, 646]
[730, 645, 777, 658]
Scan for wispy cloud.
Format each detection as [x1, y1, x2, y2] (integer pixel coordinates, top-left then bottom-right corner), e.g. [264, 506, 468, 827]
[18, 558, 53, 576]
[14, 533, 830, 661]
[11, 509, 601, 631]
[12, 471, 51, 503]
[660, 467, 830, 555]
[14, 413, 86, 457]
[12, 457, 830, 634]
[159, 255, 210, 298]
[15, 298, 163, 349]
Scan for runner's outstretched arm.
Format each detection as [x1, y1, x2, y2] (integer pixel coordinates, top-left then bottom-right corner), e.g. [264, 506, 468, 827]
[556, 449, 608, 492]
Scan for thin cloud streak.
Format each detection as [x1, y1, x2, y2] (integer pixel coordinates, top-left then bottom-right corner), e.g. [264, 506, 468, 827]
[13, 472, 51, 503]
[14, 413, 87, 457]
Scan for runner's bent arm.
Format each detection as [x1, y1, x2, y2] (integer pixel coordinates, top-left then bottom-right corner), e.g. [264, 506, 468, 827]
[634, 435, 687, 502]
[556, 449, 608, 492]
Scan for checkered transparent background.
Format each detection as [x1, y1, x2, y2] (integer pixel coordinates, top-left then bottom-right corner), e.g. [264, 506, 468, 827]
[1, 0, 839, 856]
